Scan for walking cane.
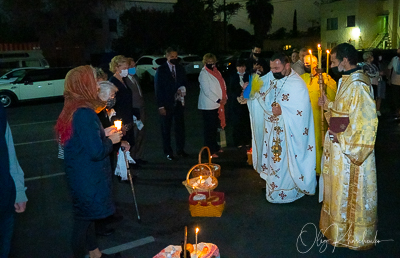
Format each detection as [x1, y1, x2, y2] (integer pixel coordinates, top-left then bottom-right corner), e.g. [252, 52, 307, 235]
[121, 147, 141, 223]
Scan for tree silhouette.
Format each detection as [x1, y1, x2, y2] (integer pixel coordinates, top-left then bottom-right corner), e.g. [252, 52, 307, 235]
[293, 10, 298, 37]
[246, 0, 274, 42]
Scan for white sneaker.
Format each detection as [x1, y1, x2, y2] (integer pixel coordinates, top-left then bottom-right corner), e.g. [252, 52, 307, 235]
[377, 111, 381, 116]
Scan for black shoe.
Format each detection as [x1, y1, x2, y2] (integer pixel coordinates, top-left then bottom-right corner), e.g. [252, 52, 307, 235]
[96, 228, 115, 236]
[166, 154, 175, 161]
[136, 159, 148, 165]
[177, 151, 189, 158]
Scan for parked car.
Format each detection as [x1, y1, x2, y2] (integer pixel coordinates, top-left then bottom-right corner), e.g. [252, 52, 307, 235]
[179, 55, 203, 74]
[0, 50, 50, 75]
[0, 67, 44, 84]
[135, 55, 167, 79]
[0, 67, 71, 107]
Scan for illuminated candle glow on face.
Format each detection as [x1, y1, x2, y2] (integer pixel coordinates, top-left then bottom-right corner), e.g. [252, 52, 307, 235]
[114, 120, 122, 131]
[326, 50, 330, 74]
[317, 44, 322, 69]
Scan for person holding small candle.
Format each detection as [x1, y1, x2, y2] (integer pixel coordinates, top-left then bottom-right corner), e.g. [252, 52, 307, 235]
[300, 54, 337, 176]
[55, 66, 123, 258]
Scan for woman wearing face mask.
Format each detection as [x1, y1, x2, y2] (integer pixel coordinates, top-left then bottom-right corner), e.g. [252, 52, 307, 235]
[198, 53, 227, 158]
[55, 66, 123, 258]
[109, 55, 136, 150]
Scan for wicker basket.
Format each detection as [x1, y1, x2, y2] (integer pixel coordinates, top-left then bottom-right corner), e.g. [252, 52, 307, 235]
[183, 164, 218, 194]
[193, 146, 221, 178]
[189, 191, 225, 217]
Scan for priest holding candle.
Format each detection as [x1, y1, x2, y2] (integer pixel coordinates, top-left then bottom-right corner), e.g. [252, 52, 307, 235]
[300, 53, 337, 176]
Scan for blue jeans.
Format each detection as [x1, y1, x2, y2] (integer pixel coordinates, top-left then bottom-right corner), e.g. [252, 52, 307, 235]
[0, 212, 14, 258]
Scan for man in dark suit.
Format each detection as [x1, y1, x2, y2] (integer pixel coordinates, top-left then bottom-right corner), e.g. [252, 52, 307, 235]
[154, 47, 188, 161]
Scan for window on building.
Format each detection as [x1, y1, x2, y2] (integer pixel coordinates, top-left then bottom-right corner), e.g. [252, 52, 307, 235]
[109, 19, 117, 32]
[327, 18, 338, 30]
[347, 15, 356, 27]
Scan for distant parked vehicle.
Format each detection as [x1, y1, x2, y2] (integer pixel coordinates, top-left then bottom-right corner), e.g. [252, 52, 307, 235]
[0, 67, 44, 84]
[0, 50, 50, 75]
[179, 55, 203, 74]
[135, 55, 167, 80]
[0, 67, 71, 107]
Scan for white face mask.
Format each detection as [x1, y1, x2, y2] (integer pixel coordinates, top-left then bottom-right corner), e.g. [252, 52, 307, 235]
[120, 69, 128, 77]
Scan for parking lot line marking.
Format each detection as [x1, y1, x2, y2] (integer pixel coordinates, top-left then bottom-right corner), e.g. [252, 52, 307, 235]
[10, 120, 57, 127]
[25, 172, 65, 182]
[14, 139, 56, 146]
[84, 236, 156, 257]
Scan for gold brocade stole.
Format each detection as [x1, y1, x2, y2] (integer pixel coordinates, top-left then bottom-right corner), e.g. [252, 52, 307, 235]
[324, 70, 370, 125]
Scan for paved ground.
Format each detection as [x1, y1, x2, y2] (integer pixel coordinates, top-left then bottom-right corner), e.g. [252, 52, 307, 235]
[5, 79, 400, 258]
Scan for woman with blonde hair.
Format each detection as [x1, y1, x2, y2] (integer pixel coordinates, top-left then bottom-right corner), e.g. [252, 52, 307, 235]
[198, 53, 227, 158]
[55, 66, 122, 258]
[109, 55, 136, 150]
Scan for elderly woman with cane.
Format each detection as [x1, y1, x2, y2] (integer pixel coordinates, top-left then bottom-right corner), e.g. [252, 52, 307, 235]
[55, 66, 122, 258]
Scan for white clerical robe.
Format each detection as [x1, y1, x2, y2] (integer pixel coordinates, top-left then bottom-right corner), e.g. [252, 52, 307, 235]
[247, 69, 317, 203]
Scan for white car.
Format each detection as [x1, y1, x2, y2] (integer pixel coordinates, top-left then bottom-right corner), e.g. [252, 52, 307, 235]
[0, 67, 71, 107]
[0, 67, 44, 84]
[179, 55, 203, 74]
[135, 55, 167, 79]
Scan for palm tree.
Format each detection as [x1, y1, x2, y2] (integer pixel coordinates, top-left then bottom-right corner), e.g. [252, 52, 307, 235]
[246, 0, 274, 42]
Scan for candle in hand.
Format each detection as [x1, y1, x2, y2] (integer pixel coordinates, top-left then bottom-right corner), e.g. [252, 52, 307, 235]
[114, 120, 122, 131]
[308, 50, 313, 76]
[326, 50, 330, 74]
[317, 44, 322, 69]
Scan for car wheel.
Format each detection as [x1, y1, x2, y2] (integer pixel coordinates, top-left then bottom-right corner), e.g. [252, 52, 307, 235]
[0, 92, 14, 108]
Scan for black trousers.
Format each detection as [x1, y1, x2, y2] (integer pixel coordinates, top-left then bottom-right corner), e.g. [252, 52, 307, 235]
[160, 103, 185, 155]
[201, 109, 220, 154]
[71, 218, 98, 258]
[232, 103, 252, 147]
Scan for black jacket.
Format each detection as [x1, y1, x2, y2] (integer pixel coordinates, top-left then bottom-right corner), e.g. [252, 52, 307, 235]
[64, 108, 114, 220]
[154, 62, 188, 110]
[109, 76, 134, 123]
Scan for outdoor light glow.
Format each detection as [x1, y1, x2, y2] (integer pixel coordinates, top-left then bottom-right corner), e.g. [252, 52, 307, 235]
[351, 27, 361, 38]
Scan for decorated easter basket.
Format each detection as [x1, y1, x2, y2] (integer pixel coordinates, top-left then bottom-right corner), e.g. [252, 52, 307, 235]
[193, 146, 221, 178]
[189, 191, 225, 217]
[183, 163, 218, 194]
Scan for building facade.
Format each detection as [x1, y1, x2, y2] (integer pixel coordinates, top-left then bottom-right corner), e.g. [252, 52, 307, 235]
[320, 0, 400, 50]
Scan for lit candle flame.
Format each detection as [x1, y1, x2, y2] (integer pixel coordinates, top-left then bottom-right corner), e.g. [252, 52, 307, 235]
[196, 227, 199, 234]
[114, 120, 122, 131]
[308, 49, 312, 55]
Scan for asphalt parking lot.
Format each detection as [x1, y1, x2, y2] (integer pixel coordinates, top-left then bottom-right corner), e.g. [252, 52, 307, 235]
[5, 80, 400, 258]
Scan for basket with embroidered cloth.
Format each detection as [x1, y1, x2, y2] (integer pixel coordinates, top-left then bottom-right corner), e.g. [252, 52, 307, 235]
[182, 163, 218, 194]
[193, 146, 221, 178]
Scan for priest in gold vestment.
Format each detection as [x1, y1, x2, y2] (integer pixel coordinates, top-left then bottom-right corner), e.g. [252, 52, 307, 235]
[301, 55, 337, 176]
[318, 43, 378, 250]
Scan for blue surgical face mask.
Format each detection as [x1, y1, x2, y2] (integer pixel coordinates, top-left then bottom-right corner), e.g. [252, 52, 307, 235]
[128, 67, 136, 75]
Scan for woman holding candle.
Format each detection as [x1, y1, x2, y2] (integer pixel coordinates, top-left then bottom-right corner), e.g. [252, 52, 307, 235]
[55, 66, 123, 258]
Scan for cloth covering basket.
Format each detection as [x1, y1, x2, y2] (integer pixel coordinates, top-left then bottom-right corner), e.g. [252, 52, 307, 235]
[193, 146, 221, 178]
[183, 163, 218, 194]
[189, 191, 225, 217]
